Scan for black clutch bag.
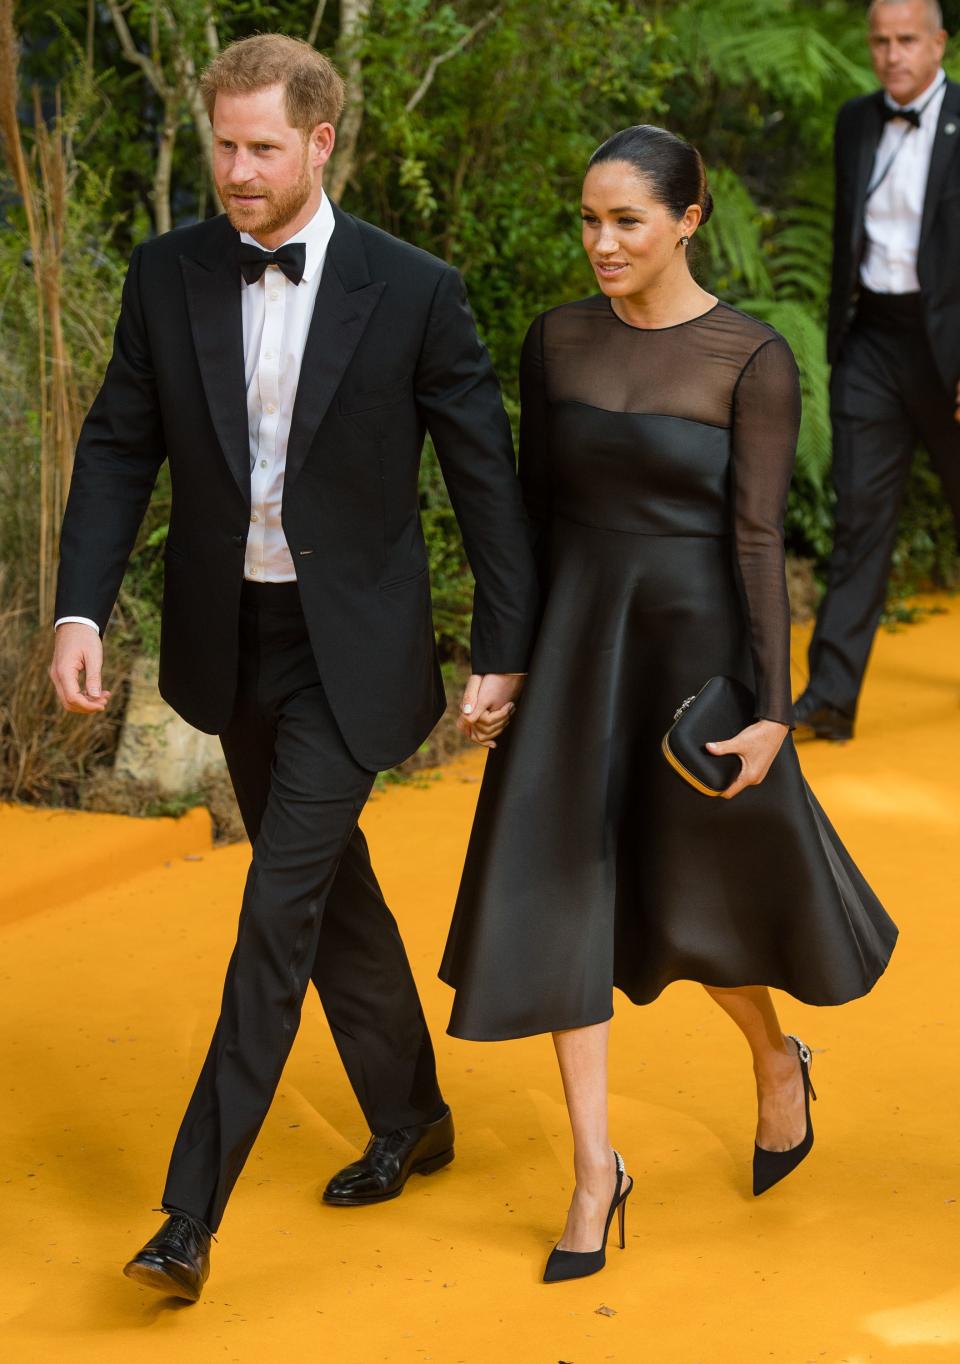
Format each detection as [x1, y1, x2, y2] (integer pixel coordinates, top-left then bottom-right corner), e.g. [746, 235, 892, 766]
[661, 676, 756, 796]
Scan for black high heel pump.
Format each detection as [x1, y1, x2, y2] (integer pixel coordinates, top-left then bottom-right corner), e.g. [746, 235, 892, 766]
[753, 1034, 817, 1197]
[543, 1149, 634, 1284]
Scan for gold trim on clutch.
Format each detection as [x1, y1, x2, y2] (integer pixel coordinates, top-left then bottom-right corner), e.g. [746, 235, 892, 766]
[661, 734, 723, 797]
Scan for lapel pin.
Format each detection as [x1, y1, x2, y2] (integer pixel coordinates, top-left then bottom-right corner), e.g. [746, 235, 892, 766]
[945, 122, 957, 135]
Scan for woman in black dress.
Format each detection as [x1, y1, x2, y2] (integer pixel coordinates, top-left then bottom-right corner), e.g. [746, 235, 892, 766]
[440, 127, 897, 1283]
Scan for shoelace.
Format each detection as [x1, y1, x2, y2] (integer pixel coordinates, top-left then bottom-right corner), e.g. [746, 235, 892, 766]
[369, 1127, 413, 1155]
[168, 1216, 199, 1242]
[153, 1208, 215, 1244]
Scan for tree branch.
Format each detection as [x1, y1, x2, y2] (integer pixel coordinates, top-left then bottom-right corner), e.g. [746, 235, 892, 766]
[204, 10, 220, 57]
[405, 7, 500, 114]
[157, 5, 217, 202]
[152, 103, 177, 235]
[307, 0, 330, 47]
[105, 0, 173, 99]
[326, 0, 373, 201]
[168, 36, 216, 188]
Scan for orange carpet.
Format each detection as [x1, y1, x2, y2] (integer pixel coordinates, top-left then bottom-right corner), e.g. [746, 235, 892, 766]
[1, 600, 958, 1363]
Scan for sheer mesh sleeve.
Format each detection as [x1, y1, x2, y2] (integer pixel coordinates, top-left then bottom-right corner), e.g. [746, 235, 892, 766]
[730, 336, 801, 728]
[518, 312, 551, 572]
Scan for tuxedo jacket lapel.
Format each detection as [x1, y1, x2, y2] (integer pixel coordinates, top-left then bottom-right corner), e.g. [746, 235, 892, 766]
[180, 219, 251, 503]
[285, 205, 385, 489]
[920, 79, 960, 251]
[178, 205, 384, 499]
[851, 92, 884, 250]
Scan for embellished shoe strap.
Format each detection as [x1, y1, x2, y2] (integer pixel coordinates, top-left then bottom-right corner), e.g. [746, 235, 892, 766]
[612, 1148, 627, 1201]
[785, 1034, 812, 1067]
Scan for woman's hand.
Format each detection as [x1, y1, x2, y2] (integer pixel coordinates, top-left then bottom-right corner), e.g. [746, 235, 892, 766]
[464, 700, 516, 748]
[705, 719, 789, 800]
[457, 674, 524, 749]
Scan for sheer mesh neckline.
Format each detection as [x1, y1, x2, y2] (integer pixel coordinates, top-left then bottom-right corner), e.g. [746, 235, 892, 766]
[536, 295, 789, 428]
[607, 296, 721, 333]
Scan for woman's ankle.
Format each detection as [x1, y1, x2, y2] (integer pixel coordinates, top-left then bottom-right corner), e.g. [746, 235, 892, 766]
[573, 1144, 616, 1189]
[754, 1035, 799, 1087]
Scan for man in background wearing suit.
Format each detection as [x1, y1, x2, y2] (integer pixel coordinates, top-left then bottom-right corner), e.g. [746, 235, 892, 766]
[794, 0, 960, 741]
[49, 35, 538, 1300]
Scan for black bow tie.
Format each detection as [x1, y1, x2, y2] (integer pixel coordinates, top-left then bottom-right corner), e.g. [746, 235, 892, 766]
[882, 104, 922, 129]
[238, 241, 307, 286]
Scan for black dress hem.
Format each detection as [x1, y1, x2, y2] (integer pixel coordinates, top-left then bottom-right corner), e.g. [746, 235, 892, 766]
[442, 954, 897, 1043]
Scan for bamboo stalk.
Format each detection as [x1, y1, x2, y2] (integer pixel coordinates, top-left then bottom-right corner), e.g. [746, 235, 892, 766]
[0, 0, 51, 622]
[33, 88, 78, 621]
[1, 4, 82, 624]
[35, 89, 78, 521]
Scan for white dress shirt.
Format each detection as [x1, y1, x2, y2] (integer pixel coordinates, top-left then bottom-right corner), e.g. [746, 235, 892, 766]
[240, 192, 334, 582]
[860, 68, 947, 294]
[57, 193, 335, 632]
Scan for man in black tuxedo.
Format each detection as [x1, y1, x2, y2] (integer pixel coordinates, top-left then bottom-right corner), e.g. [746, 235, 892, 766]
[795, 0, 960, 741]
[50, 34, 538, 1300]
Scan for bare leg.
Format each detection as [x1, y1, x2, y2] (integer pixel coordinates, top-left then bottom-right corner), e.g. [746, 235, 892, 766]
[702, 985, 806, 1151]
[551, 1020, 626, 1251]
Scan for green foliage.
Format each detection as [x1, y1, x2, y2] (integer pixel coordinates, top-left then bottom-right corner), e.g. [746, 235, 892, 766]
[675, 0, 874, 107]
[888, 448, 960, 602]
[4, 0, 958, 672]
[355, 0, 678, 372]
[419, 441, 473, 660]
[0, 158, 126, 615]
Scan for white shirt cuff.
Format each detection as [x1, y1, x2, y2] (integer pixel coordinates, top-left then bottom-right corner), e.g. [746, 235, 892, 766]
[55, 616, 101, 633]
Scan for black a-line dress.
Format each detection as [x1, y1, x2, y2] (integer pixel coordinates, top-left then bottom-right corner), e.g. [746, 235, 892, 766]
[439, 296, 897, 1041]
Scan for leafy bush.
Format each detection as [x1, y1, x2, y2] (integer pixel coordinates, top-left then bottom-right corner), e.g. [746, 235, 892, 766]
[3, 0, 958, 808]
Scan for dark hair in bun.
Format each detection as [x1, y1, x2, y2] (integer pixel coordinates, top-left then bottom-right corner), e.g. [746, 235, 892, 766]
[588, 125, 713, 228]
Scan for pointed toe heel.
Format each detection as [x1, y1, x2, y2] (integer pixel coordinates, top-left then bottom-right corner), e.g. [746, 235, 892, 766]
[753, 1035, 817, 1197]
[542, 1150, 633, 1284]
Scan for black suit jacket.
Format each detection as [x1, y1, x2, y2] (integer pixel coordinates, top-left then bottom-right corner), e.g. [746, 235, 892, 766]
[828, 77, 960, 393]
[56, 205, 540, 770]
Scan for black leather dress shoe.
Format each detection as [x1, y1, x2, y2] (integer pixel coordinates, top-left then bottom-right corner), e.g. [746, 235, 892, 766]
[123, 1213, 211, 1301]
[793, 693, 854, 742]
[322, 1106, 455, 1206]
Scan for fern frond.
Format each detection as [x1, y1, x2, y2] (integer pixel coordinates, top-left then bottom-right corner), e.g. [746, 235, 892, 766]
[702, 166, 773, 297]
[768, 204, 833, 307]
[675, 0, 874, 105]
[739, 296, 831, 489]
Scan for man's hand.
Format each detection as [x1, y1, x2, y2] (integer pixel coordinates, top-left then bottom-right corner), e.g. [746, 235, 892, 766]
[50, 623, 111, 714]
[705, 718, 789, 799]
[457, 673, 526, 749]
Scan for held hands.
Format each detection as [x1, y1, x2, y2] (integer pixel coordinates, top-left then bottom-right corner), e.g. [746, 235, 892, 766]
[705, 718, 790, 800]
[49, 623, 112, 714]
[457, 673, 526, 749]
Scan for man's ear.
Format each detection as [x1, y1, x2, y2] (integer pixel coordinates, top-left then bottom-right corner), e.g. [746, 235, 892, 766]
[311, 122, 336, 168]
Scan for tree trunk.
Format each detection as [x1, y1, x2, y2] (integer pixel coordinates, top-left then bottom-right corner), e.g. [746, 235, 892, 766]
[153, 101, 177, 235]
[326, 0, 373, 202]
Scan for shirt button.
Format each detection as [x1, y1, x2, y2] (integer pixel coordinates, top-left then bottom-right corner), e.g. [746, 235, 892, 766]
[251, 512, 259, 522]
[264, 350, 274, 360]
[270, 290, 280, 301]
[260, 459, 268, 469]
[265, 402, 277, 414]
[249, 565, 259, 575]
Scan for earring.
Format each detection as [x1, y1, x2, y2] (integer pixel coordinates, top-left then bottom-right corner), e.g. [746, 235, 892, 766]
[679, 235, 690, 247]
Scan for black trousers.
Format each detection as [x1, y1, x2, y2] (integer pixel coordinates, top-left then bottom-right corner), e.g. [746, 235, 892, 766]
[807, 290, 960, 719]
[161, 581, 443, 1232]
